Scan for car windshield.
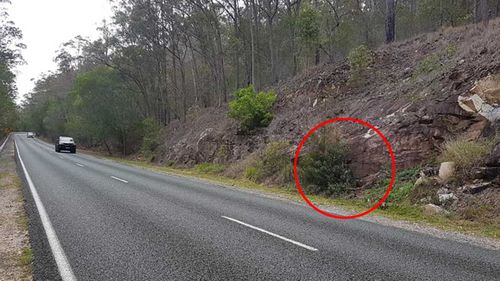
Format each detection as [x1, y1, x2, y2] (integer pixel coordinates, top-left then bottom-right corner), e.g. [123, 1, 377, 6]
[60, 137, 74, 143]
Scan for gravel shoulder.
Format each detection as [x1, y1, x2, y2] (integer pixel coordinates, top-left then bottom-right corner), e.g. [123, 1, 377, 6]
[0, 136, 32, 281]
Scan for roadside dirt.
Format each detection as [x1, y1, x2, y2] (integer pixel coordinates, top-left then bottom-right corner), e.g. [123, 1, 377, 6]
[0, 137, 32, 281]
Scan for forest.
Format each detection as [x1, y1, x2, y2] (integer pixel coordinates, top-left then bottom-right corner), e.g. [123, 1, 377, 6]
[0, 0, 23, 139]
[11, 0, 498, 154]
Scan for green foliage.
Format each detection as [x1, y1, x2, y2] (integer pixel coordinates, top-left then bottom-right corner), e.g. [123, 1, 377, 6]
[0, 3, 24, 137]
[413, 45, 457, 78]
[244, 165, 263, 181]
[141, 118, 162, 160]
[244, 141, 292, 185]
[300, 132, 354, 196]
[18, 247, 32, 267]
[297, 6, 321, 49]
[347, 45, 373, 84]
[70, 66, 142, 154]
[194, 163, 225, 175]
[414, 53, 441, 76]
[445, 44, 457, 57]
[365, 168, 421, 205]
[228, 86, 277, 131]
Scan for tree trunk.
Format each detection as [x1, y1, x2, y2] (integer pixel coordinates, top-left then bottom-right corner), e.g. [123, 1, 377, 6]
[385, 0, 396, 43]
[315, 47, 320, 65]
[479, 0, 489, 26]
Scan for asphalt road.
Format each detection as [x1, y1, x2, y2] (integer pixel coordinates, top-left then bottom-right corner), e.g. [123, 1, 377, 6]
[12, 133, 500, 280]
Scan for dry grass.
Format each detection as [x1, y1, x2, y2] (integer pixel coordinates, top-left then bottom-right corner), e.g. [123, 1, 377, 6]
[439, 137, 496, 175]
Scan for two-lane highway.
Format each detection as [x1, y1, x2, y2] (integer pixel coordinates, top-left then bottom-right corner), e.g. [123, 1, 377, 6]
[14, 134, 500, 280]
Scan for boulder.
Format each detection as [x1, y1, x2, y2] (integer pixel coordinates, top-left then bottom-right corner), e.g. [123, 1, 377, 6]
[438, 162, 456, 181]
[458, 73, 500, 122]
[422, 204, 449, 216]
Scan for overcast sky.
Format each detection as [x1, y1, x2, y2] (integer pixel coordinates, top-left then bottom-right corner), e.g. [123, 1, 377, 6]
[9, 0, 113, 103]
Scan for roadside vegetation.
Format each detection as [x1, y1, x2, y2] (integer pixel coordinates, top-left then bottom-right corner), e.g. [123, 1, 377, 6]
[0, 141, 32, 280]
[299, 128, 355, 196]
[0, 1, 23, 140]
[347, 45, 373, 85]
[227, 86, 277, 132]
[99, 151, 499, 239]
[439, 137, 496, 177]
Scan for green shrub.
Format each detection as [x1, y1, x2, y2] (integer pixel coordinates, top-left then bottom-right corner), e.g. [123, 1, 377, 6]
[244, 165, 263, 181]
[414, 53, 441, 76]
[243, 141, 292, 184]
[194, 163, 226, 174]
[440, 138, 495, 175]
[364, 168, 420, 205]
[228, 86, 277, 131]
[348, 45, 373, 83]
[445, 44, 457, 57]
[413, 45, 457, 78]
[141, 118, 162, 160]
[299, 131, 355, 196]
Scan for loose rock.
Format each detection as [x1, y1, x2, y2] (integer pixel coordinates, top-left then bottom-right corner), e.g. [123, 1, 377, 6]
[439, 162, 456, 181]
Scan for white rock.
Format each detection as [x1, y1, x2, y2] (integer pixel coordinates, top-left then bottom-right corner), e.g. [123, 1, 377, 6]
[458, 73, 500, 122]
[439, 162, 455, 181]
[438, 193, 457, 203]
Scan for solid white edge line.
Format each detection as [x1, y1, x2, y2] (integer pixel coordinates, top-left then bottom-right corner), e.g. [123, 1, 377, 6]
[75, 163, 84, 167]
[221, 216, 318, 252]
[110, 176, 128, 183]
[0, 133, 10, 152]
[15, 139, 78, 281]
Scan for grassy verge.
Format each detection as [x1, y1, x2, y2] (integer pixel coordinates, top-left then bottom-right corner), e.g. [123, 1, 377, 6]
[0, 140, 32, 280]
[81, 150, 499, 240]
[18, 247, 33, 267]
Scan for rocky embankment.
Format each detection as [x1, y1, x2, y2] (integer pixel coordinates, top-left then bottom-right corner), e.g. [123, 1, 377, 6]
[156, 21, 499, 219]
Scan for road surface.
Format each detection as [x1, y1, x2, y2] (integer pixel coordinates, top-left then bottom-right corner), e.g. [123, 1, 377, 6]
[12, 133, 500, 280]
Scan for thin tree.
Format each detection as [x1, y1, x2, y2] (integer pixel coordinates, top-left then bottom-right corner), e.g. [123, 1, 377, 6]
[385, 0, 396, 43]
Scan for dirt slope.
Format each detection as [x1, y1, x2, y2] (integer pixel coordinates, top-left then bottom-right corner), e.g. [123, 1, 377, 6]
[160, 20, 500, 178]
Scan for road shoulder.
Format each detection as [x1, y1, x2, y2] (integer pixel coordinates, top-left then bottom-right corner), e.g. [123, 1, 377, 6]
[0, 137, 32, 281]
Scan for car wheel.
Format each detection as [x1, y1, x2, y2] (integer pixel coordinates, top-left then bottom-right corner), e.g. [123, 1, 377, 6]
[71, 148, 76, 154]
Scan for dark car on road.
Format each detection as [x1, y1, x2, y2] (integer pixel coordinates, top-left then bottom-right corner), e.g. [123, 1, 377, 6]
[55, 136, 76, 153]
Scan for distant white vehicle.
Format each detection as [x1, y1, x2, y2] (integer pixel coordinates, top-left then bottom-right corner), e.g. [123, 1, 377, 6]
[27, 132, 35, 138]
[55, 136, 76, 153]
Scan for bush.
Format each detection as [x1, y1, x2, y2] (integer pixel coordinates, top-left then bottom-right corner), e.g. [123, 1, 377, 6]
[228, 86, 277, 131]
[299, 129, 355, 196]
[244, 165, 263, 181]
[194, 163, 225, 174]
[244, 141, 292, 185]
[440, 138, 495, 175]
[141, 118, 162, 160]
[365, 168, 420, 205]
[414, 53, 441, 76]
[348, 45, 373, 83]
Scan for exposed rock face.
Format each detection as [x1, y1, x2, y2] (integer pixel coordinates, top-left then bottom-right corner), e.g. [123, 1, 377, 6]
[458, 73, 500, 123]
